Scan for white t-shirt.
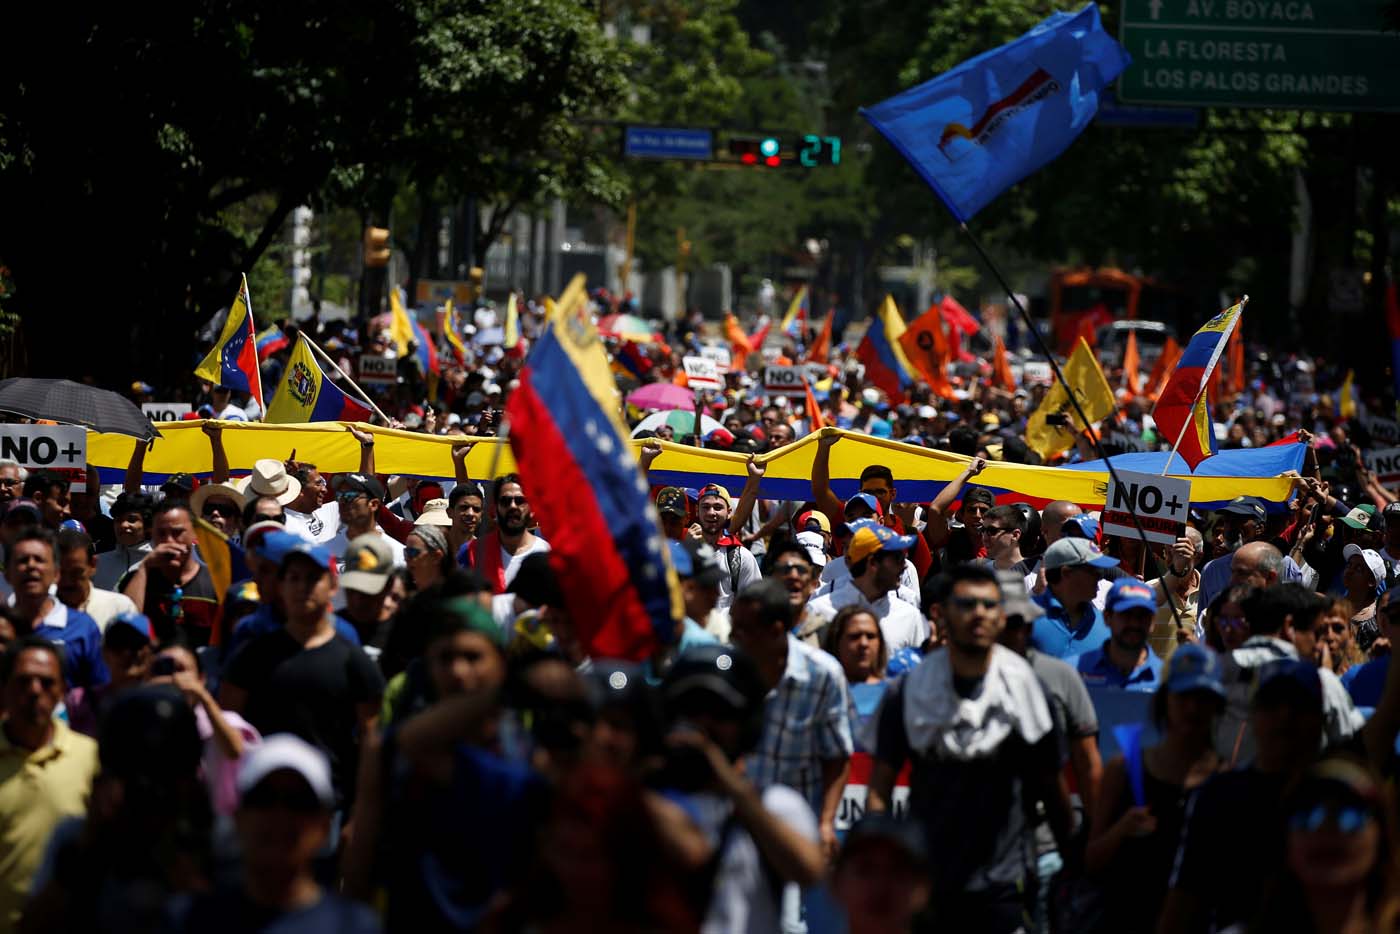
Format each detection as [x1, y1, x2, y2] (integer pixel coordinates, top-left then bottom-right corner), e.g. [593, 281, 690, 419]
[815, 554, 921, 609]
[804, 578, 929, 653]
[695, 784, 817, 934]
[714, 543, 761, 611]
[285, 502, 340, 544]
[79, 588, 139, 632]
[502, 536, 551, 589]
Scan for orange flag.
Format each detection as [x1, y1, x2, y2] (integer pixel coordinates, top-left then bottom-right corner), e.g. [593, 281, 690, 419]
[803, 378, 827, 431]
[805, 310, 833, 363]
[724, 313, 752, 369]
[1122, 329, 1142, 397]
[992, 335, 1016, 392]
[1145, 337, 1182, 402]
[1226, 324, 1246, 395]
[898, 303, 956, 400]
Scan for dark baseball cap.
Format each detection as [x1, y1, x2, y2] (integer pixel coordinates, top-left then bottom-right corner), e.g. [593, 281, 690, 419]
[1384, 502, 1400, 523]
[1254, 659, 1323, 713]
[656, 487, 687, 518]
[2, 498, 41, 525]
[961, 487, 996, 509]
[1219, 496, 1266, 524]
[333, 473, 385, 501]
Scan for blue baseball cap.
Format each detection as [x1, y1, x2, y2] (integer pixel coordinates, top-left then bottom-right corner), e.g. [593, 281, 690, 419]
[105, 611, 155, 646]
[1060, 515, 1100, 540]
[1164, 644, 1226, 699]
[281, 540, 334, 571]
[1106, 578, 1157, 614]
[844, 492, 882, 519]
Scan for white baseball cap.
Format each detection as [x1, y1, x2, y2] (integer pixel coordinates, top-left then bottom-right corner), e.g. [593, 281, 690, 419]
[237, 733, 335, 810]
[795, 530, 829, 567]
[1343, 544, 1387, 589]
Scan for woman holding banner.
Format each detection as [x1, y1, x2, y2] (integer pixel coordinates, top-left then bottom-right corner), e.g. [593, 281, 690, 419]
[1082, 645, 1225, 933]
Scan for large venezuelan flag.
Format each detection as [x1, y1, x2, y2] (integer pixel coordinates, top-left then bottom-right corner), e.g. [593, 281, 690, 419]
[264, 335, 374, 424]
[1153, 301, 1243, 469]
[194, 273, 263, 409]
[442, 299, 468, 366]
[856, 295, 918, 399]
[506, 296, 683, 660]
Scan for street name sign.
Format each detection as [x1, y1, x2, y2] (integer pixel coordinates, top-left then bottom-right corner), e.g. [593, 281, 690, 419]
[1118, 0, 1400, 110]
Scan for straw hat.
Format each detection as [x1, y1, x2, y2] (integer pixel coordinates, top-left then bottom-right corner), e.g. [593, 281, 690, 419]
[415, 498, 453, 527]
[190, 482, 248, 517]
[235, 459, 302, 506]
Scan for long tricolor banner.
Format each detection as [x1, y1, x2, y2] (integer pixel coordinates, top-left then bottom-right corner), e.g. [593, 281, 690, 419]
[88, 423, 1300, 512]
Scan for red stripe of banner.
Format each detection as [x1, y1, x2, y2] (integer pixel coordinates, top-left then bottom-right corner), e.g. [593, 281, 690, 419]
[509, 378, 657, 660]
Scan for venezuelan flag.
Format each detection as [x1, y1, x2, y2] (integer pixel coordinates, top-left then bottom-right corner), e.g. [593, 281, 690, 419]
[856, 295, 918, 399]
[255, 325, 290, 361]
[194, 273, 263, 409]
[506, 290, 683, 661]
[443, 299, 468, 366]
[410, 314, 441, 398]
[1153, 300, 1244, 469]
[781, 285, 809, 338]
[264, 335, 374, 424]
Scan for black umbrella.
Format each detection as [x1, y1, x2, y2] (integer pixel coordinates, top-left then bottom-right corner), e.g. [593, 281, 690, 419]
[0, 378, 160, 441]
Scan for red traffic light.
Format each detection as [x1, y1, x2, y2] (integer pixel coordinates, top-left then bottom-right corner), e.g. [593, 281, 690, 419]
[764, 155, 781, 167]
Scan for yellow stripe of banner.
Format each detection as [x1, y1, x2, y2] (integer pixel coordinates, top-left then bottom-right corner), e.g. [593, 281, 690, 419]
[86, 422, 1293, 507]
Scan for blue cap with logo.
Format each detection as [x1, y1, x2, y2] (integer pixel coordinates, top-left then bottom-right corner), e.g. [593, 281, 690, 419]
[1106, 577, 1158, 614]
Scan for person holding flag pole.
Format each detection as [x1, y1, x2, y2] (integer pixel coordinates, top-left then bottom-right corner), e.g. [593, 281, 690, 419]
[859, 4, 1190, 643]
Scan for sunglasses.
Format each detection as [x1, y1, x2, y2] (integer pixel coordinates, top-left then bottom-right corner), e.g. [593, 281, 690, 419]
[0, 478, 21, 488]
[1289, 803, 1374, 835]
[336, 491, 368, 504]
[241, 784, 324, 814]
[978, 525, 1011, 536]
[202, 502, 239, 519]
[951, 595, 1000, 611]
[1216, 614, 1247, 632]
[498, 495, 527, 507]
[773, 562, 811, 577]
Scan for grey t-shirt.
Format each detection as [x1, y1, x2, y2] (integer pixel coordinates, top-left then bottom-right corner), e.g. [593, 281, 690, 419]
[1027, 648, 1099, 852]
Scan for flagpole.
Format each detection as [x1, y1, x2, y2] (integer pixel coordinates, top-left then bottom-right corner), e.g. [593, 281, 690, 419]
[1161, 297, 1247, 478]
[956, 221, 1188, 633]
[301, 333, 395, 427]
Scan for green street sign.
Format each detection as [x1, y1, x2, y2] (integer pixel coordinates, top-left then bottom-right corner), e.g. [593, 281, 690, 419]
[1118, 0, 1400, 111]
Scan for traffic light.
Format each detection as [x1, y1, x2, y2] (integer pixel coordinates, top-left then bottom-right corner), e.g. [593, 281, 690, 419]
[363, 227, 391, 268]
[728, 137, 761, 165]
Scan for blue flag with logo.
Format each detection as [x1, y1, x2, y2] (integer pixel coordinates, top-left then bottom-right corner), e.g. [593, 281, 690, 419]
[860, 4, 1129, 224]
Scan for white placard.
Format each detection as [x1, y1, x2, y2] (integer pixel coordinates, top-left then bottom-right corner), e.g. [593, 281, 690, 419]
[1366, 447, 1400, 491]
[358, 354, 398, 386]
[682, 356, 723, 390]
[763, 365, 807, 398]
[698, 345, 732, 371]
[0, 424, 87, 491]
[1100, 469, 1191, 546]
[1022, 361, 1053, 386]
[141, 402, 191, 422]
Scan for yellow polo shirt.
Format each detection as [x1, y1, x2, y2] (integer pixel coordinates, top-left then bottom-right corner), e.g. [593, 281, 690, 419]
[0, 720, 98, 927]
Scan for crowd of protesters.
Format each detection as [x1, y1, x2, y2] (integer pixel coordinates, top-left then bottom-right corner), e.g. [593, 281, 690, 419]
[2, 288, 1400, 934]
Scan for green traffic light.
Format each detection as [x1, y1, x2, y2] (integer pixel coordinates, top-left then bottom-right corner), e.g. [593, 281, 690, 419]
[759, 137, 780, 158]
